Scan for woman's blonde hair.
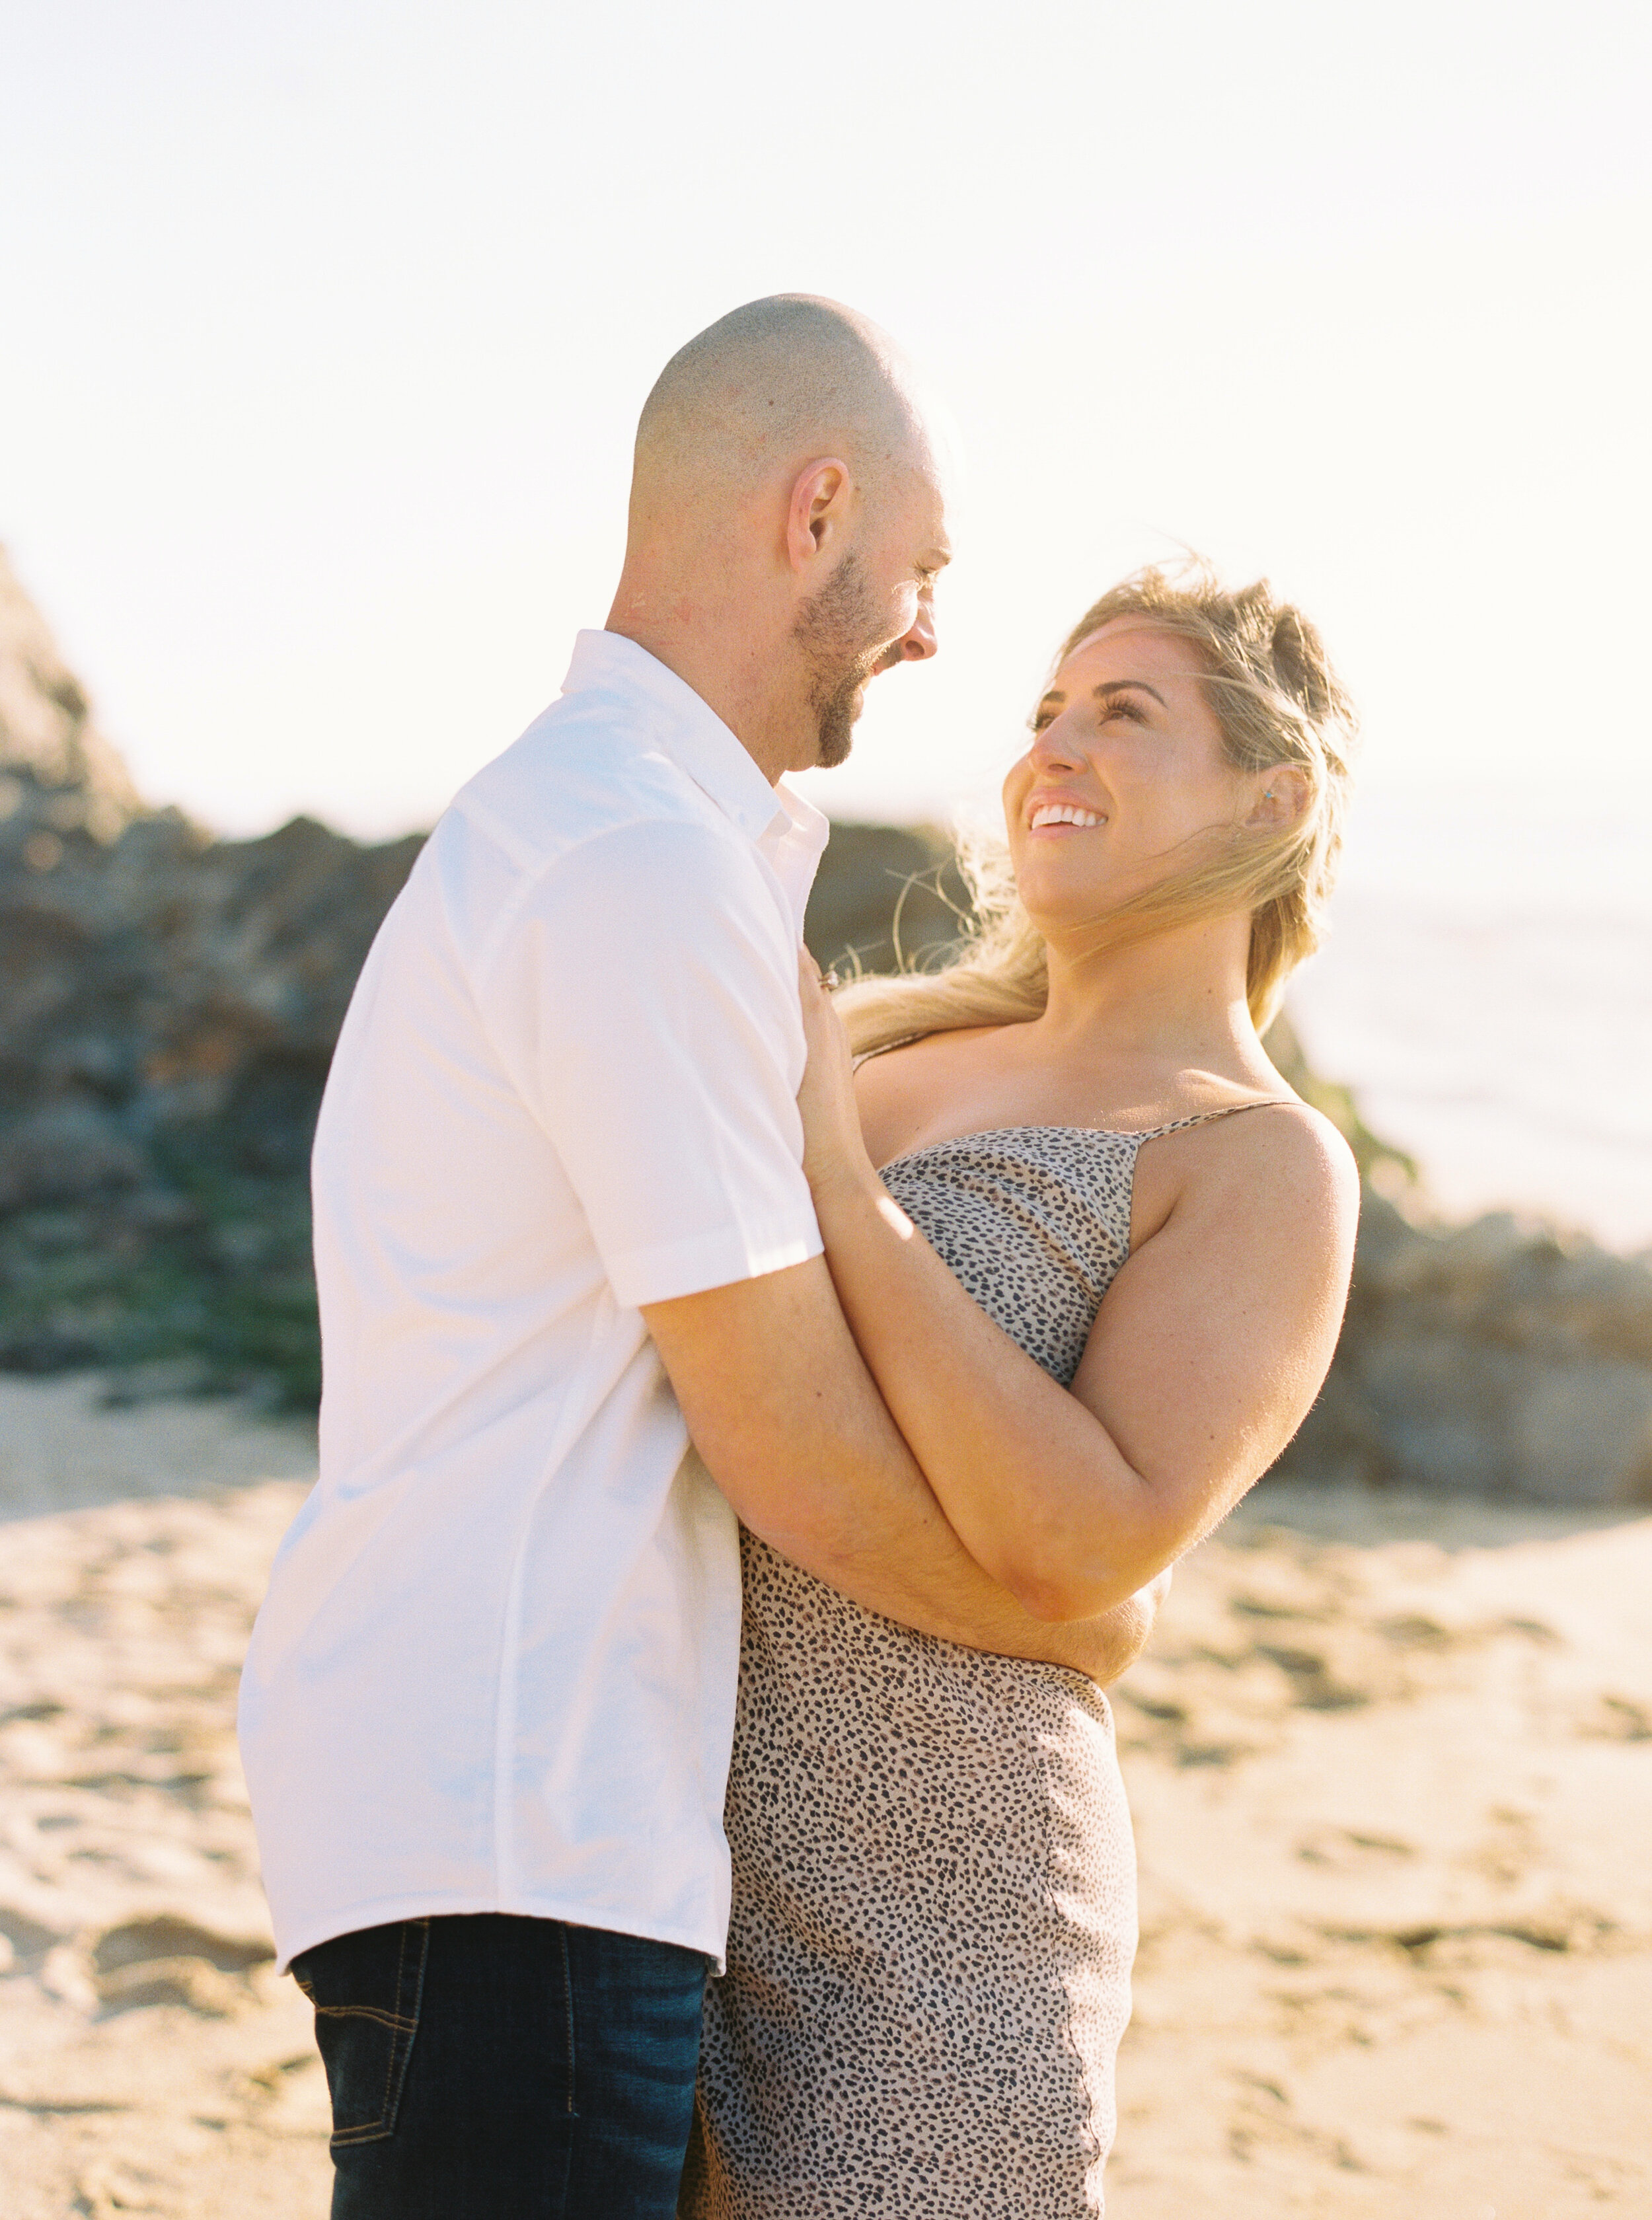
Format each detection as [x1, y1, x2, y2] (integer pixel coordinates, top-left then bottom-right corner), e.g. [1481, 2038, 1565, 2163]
[838, 562, 1358, 1057]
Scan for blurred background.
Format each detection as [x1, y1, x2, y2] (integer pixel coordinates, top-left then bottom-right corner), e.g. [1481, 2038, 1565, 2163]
[2, 0, 1649, 1428]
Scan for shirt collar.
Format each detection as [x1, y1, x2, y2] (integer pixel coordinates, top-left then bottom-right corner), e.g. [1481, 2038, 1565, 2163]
[560, 630, 826, 862]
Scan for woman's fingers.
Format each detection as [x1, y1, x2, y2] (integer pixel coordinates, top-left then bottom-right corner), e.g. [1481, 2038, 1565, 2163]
[797, 949, 842, 998]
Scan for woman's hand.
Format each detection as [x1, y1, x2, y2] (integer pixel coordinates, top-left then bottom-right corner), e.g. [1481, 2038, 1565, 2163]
[796, 952, 874, 1198]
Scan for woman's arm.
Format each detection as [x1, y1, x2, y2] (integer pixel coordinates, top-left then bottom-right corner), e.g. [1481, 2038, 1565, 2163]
[800, 970, 1359, 1623]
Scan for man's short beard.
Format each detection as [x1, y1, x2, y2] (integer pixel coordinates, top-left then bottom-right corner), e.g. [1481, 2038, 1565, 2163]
[792, 552, 894, 770]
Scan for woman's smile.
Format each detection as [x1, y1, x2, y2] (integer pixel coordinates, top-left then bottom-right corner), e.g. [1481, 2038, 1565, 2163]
[1027, 796, 1108, 833]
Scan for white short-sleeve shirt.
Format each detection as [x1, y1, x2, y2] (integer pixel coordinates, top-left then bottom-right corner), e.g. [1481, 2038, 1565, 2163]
[237, 632, 828, 1972]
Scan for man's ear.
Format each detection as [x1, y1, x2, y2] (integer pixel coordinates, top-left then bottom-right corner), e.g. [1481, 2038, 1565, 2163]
[786, 457, 852, 574]
[1246, 764, 1310, 829]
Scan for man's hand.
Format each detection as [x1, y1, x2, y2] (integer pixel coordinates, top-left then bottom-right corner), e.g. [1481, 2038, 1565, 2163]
[1040, 1563, 1172, 1687]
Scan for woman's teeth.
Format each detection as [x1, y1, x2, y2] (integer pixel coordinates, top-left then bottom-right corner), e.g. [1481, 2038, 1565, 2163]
[1030, 803, 1105, 830]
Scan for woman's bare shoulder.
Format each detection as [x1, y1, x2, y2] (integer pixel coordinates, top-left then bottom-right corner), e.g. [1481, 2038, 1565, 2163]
[1134, 1095, 1360, 1255]
[1224, 1095, 1359, 1188]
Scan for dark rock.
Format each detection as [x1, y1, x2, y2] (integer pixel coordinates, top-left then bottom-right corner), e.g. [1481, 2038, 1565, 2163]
[0, 1101, 147, 1211]
[0, 550, 141, 843]
[0, 550, 421, 1403]
[802, 821, 969, 977]
[1277, 1191, 1652, 1504]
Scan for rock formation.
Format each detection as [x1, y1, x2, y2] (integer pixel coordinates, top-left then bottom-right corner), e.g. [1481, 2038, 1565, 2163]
[1281, 1193, 1652, 1504]
[1, 551, 1647, 1502]
[0, 554, 141, 844]
[0, 550, 421, 1399]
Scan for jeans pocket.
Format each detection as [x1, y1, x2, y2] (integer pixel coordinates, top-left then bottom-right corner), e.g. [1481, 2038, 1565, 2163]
[291, 1917, 430, 2147]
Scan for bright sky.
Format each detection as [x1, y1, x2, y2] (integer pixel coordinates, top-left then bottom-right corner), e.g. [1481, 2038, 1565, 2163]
[3, 0, 1649, 840]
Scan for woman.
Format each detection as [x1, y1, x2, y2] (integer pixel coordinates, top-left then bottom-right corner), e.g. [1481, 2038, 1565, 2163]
[679, 566, 1362, 2217]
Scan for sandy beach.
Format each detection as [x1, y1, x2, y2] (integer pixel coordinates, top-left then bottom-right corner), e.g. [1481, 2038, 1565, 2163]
[1, 1374, 1647, 2219]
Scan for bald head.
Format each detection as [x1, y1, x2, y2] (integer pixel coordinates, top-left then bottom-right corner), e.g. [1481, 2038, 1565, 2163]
[632, 293, 937, 520]
[608, 295, 954, 782]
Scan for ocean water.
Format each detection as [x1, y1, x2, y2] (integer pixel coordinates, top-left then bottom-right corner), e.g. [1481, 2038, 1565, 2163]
[1288, 790, 1652, 1253]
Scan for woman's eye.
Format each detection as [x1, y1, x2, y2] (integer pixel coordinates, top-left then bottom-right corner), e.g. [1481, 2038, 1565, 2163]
[1032, 698, 1146, 737]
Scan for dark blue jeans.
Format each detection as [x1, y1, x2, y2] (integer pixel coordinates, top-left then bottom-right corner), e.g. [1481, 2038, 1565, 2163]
[291, 1913, 709, 2218]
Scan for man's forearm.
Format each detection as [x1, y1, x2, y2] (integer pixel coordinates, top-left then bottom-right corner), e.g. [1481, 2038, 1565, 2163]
[641, 1258, 1052, 1644]
[645, 1258, 1166, 1671]
[683, 1442, 1164, 1679]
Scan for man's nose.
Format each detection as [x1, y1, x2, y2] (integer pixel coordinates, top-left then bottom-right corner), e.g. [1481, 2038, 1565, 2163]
[898, 596, 938, 663]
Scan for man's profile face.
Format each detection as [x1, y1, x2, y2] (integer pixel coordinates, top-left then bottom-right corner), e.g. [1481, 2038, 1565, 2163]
[792, 464, 952, 768]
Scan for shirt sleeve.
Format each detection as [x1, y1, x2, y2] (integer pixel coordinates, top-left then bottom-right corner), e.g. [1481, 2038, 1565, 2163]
[477, 814, 823, 1310]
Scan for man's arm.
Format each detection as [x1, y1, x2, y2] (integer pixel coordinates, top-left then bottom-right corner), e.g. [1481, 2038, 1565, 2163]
[643, 1258, 1164, 1682]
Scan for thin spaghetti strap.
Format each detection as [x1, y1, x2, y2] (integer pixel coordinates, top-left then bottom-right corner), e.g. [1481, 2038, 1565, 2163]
[1133, 1096, 1298, 1142]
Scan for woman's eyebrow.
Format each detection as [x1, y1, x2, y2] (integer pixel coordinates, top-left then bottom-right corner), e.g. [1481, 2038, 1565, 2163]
[1095, 679, 1166, 706]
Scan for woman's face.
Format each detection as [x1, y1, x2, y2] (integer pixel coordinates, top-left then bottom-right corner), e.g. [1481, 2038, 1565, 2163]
[1002, 618, 1257, 932]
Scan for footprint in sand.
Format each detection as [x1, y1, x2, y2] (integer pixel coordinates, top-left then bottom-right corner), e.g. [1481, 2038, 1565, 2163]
[91, 1915, 274, 2016]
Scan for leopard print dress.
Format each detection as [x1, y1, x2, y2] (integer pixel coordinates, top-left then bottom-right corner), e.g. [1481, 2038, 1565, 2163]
[681, 1111, 1273, 2219]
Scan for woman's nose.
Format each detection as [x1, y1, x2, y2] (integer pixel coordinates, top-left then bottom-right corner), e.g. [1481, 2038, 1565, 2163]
[1028, 718, 1086, 772]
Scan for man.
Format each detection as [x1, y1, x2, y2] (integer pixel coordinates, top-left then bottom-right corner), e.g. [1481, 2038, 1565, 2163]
[239, 295, 1158, 2218]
